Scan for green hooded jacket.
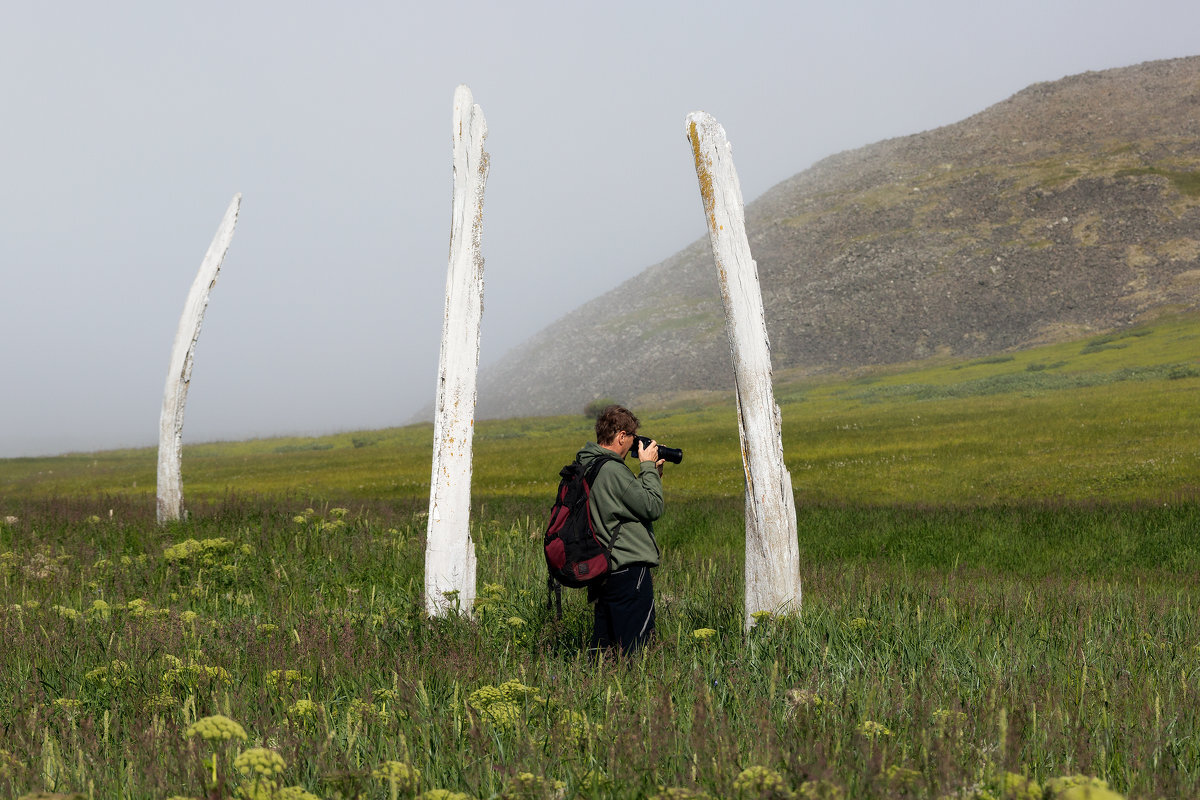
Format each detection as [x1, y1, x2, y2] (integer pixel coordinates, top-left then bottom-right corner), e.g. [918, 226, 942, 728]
[576, 441, 664, 569]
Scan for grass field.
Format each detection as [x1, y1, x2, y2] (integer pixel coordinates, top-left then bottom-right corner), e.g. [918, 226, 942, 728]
[1, 313, 1198, 799]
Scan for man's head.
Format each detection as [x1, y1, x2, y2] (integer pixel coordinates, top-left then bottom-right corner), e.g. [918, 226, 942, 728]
[595, 404, 639, 449]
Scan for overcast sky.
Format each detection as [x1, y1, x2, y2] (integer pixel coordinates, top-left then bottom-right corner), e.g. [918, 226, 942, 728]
[2, 1, 1198, 458]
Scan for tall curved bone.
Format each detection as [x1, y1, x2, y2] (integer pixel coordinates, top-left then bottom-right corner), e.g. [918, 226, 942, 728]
[425, 86, 489, 617]
[156, 194, 241, 524]
[686, 113, 801, 629]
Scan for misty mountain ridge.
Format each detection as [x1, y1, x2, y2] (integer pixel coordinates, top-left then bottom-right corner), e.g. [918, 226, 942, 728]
[474, 56, 1200, 419]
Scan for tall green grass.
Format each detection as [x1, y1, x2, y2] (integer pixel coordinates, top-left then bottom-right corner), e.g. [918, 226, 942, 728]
[1, 500, 1197, 799]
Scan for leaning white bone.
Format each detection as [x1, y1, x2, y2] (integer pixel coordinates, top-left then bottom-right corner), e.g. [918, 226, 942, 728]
[156, 194, 241, 524]
[686, 113, 801, 629]
[425, 86, 489, 617]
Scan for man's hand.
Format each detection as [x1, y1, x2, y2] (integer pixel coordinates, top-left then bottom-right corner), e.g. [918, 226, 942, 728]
[636, 438, 661, 465]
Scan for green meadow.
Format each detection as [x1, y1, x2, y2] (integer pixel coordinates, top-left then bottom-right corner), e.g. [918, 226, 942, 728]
[1, 312, 1198, 799]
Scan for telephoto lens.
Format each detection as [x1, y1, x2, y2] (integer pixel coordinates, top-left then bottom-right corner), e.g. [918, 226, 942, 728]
[632, 435, 683, 464]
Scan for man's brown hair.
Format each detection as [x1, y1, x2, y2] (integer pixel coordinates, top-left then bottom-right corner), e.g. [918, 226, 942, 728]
[595, 404, 639, 445]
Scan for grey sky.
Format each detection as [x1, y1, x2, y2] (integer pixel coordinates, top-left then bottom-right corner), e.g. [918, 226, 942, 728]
[3, 1, 1198, 458]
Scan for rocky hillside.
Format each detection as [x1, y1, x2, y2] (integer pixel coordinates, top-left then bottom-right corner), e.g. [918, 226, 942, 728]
[477, 56, 1200, 418]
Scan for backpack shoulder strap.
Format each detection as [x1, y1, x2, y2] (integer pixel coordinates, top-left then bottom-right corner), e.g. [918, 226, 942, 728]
[582, 452, 621, 485]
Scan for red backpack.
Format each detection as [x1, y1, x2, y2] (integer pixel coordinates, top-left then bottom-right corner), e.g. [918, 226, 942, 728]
[543, 454, 621, 615]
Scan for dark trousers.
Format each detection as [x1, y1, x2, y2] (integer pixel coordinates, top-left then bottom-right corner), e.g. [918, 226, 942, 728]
[589, 565, 655, 655]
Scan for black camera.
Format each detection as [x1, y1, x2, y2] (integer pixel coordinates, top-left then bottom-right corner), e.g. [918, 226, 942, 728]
[632, 435, 683, 464]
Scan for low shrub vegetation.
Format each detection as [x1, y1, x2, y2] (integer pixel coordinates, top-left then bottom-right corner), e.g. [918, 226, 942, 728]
[1, 500, 1197, 798]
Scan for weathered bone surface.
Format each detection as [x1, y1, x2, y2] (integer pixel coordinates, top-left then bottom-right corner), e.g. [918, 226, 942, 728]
[686, 112, 801, 628]
[425, 85, 489, 617]
[156, 194, 242, 524]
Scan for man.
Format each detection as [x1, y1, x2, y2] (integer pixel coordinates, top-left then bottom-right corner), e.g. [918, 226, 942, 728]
[576, 404, 665, 654]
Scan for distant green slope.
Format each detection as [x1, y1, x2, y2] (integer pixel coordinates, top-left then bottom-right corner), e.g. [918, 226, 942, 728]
[773, 311, 1200, 504]
[2, 312, 1197, 508]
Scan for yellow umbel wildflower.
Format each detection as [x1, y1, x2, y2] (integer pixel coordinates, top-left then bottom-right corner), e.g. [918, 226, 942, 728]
[186, 714, 248, 742]
[501, 771, 566, 799]
[578, 771, 611, 792]
[287, 699, 318, 722]
[479, 701, 521, 729]
[236, 783, 321, 800]
[86, 599, 112, 620]
[236, 783, 274, 800]
[469, 680, 542, 707]
[164, 536, 235, 564]
[421, 791, 472, 800]
[652, 788, 713, 800]
[85, 660, 133, 688]
[732, 765, 790, 798]
[692, 628, 717, 641]
[52, 604, 81, 622]
[932, 708, 967, 728]
[146, 690, 178, 711]
[1002, 772, 1042, 800]
[125, 598, 151, 616]
[784, 688, 823, 715]
[234, 747, 286, 778]
[373, 760, 421, 793]
[468, 680, 542, 732]
[561, 709, 602, 748]
[1045, 775, 1124, 799]
[796, 779, 845, 800]
[268, 669, 310, 689]
[277, 787, 321, 800]
[53, 698, 82, 714]
[162, 662, 232, 692]
[858, 720, 892, 739]
[349, 697, 390, 723]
